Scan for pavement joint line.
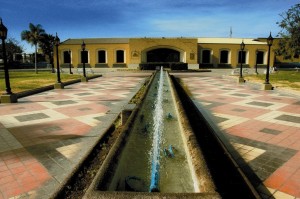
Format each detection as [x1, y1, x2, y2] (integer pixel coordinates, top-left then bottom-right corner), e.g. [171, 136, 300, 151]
[0, 72, 151, 199]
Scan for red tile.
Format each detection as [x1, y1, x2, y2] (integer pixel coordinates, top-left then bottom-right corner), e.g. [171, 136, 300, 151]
[0, 175, 15, 185]
[0, 165, 8, 172]
[6, 188, 23, 198]
[10, 165, 26, 175]
[0, 170, 11, 178]
[280, 179, 300, 197]
[22, 181, 40, 192]
[4, 157, 20, 165]
[7, 161, 23, 170]
[15, 170, 33, 182]
[28, 164, 48, 175]
[22, 158, 39, 166]
[0, 103, 47, 115]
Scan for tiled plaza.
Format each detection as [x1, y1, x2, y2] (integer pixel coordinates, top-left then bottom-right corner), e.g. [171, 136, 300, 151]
[0, 72, 150, 199]
[0, 70, 300, 198]
[173, 72, 300, 198]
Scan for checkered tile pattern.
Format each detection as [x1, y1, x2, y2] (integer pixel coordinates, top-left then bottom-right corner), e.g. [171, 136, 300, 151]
[174, 73, 300, 198]
[0, 73, 150, 199]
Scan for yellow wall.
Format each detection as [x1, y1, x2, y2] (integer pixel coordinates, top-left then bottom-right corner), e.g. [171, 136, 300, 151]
[54, 38, 279, 69]
[129, 38, 198, 65]
[198, 43, 273, 68]
[55, 43, 130, 68]
[55, 38, 198, 69]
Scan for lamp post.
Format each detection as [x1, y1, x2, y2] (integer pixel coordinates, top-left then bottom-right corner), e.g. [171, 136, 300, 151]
[263, 32, 274, 90]
[0, 18, 17, 103]
[54, 33, 64, 89]
[81, 41, 88, 82]
[255, 50, 259, 75]
[68, 49, 73, 74]
[238, 40, 245, 83]
[51, 52, 55, 73]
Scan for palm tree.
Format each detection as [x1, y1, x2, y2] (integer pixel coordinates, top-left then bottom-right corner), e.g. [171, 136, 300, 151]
[21, 23, 45, 73]
[39, 34, 55, 73]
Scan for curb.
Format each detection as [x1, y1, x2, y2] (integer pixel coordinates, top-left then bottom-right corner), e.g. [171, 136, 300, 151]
[15, 75, 102, 99]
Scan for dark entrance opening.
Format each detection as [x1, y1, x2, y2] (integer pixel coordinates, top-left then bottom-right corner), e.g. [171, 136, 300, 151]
[256, 51, 264, 64]
[147, 48, 180, 62]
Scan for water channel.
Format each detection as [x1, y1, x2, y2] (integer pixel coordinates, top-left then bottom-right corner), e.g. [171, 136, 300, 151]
[106, 67, 195, 192]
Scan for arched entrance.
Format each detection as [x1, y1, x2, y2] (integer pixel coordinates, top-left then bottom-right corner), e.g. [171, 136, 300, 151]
[147, 48, 180, 62]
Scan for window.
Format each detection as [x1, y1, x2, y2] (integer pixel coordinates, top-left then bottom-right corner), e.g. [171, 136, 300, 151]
[81, 51, 88, 63]
[220, 50, 229, 64]
[116, 50, 124, 63]
[256, 51, 264, 64]
[98, 50, 106, 63]
[63, 51, 71, 64]
[238, 51, 246, 64]
[202, 50, 211, 64]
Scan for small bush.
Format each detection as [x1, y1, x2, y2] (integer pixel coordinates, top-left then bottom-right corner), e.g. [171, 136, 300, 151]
[139, 62, 187, 70]
[170, 63, 188, 70]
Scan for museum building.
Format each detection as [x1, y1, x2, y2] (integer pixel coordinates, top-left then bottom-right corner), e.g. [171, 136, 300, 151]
[55, 37, 276, 70]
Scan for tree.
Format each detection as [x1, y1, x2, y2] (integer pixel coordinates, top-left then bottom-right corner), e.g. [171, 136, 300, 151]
[39, 33, 55, 72]
[0, 38, 23, 63]
[6, 38, 23, 63]
[276, 3, 300, 60]
[21, 23, 45, 73]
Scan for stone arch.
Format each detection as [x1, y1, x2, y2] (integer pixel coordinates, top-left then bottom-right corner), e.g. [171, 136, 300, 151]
[141, 46, 185, 63]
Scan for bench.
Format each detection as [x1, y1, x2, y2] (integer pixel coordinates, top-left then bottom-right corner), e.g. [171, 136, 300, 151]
[54, 68, 65, 73]
[264, 67, 277, 74]
[231, 68, 249, 75]
[77, 67, 94, 74]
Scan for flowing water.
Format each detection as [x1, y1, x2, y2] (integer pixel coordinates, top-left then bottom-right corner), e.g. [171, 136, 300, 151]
[149, 67, 164, 192]
[107, 68, 194, 192]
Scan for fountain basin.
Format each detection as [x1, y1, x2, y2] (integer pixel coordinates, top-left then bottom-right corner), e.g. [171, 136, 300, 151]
[83, 69, 219, 199]
[82, 69, 259, 199]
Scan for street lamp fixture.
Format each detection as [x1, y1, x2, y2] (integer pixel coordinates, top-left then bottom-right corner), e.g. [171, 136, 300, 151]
[81, 40, 88, 82]
[263, 32, 274, 90]
[68, 49, 73, 74]
[238, 40, 245, 83]
[0, 18, 17, 103]
[54, 32, 64, 89]
[0, 18, 8, 39]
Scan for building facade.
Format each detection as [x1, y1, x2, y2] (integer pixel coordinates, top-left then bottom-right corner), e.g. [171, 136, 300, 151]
[55, 37, 279, 69]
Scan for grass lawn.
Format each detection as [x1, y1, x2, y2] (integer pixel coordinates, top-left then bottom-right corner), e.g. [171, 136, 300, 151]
[244, 71, 300, 91]
[0, 71, 83, 93]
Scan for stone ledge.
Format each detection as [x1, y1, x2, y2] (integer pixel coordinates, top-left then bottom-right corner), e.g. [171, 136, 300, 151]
[0, 93, 18, 103]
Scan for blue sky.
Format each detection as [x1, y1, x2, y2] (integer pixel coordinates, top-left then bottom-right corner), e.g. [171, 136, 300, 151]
[0, 0, 298, 53]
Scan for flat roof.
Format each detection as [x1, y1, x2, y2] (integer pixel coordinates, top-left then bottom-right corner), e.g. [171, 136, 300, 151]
[61, 37, 267, 45]
[197, 37, 267, 45]
[61, 38, 129, 45]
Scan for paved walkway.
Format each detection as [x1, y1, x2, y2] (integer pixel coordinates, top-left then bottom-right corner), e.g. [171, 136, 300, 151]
[0, 72, 151, 199]
[1, 70, 300, 198]
[172, 72, 300, 199]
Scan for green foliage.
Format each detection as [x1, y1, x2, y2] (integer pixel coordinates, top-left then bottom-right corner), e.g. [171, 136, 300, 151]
[21, 23, 45, 46]
[0, 38, 23, 63]
[39, 33, 55, 64]
[276, 4, 300, 59]
[21, 23, 46, 73]
[0, 71, 81, 93]
[170, 63, 188, 70]
[139, 62, 187, 70]
[247, 71, 300, 90]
